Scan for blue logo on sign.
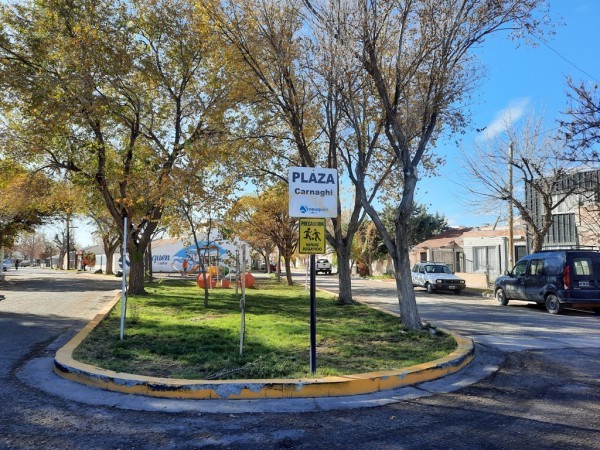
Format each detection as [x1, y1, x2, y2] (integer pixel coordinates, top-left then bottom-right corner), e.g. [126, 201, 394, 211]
[299, 205, 329, 214]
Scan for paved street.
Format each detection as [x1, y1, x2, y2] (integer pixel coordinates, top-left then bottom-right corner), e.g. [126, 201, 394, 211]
[310, 274, 600, 352]
[0, 268, 598, 449]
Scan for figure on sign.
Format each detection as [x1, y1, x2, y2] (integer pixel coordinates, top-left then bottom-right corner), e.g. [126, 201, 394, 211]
[312, 229, 321, 241]
[304, 228, 312, 240]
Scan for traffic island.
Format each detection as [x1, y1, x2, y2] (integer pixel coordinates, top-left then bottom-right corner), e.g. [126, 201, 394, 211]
[54, 293, 475, 400]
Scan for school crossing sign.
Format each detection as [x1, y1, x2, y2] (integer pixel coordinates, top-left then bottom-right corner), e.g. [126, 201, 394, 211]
[299, 218, 326, 254]
[288, 167, 338, 218]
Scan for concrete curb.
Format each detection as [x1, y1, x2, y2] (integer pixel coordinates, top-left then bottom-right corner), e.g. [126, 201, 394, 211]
[54, 293, 475, 400]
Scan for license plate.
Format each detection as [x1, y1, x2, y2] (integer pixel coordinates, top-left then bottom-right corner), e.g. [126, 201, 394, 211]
[449, 286, 456, 289]
[579, 281, 590, 287]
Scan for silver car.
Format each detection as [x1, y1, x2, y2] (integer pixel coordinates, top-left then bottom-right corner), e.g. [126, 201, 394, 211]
[411, 262, 465, 295]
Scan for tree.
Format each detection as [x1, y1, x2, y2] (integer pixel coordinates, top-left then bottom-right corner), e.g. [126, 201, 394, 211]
[228, 184, 298, 285]
[380, 204, 449, 249]
[210, 0, 370, 304]
[305, 0, 552, 329]
[0, 160, 56, 249]
[353, 204, 449, 276]
[560, 78, 600, 162]
[167, 157, 239, 306]
[15, 232, 45, 265]
[52, 228, 76, 270]
[463, 113, 580, 252]
[89, 210, 121, 275]
[0, 0, 234, 294]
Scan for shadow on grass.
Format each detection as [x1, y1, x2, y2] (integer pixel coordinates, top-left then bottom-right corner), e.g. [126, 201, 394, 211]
[74, 278, 456, 379]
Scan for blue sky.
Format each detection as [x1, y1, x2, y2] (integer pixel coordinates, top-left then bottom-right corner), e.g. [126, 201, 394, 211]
[416, 0, 600, 228]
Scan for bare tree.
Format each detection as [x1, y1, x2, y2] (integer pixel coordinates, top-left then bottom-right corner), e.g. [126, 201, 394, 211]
[305, 0, 552, 329]
[463, 113, 580, 252]
[90, 214, 121, 275]
[15, 232, 45, 265]
[560, 78, 600, 163]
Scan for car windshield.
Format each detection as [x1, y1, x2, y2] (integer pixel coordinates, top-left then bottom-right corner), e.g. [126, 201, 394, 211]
[424, 265, 451, 274]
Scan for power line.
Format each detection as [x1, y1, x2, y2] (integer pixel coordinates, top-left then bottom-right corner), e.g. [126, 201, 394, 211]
[537, 37, 600, 84]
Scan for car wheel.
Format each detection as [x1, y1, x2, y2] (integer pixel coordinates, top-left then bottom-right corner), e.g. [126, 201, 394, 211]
[426, 283, 434, 294]
[545, 294, 564, 315]
[495, 289, 509, 306]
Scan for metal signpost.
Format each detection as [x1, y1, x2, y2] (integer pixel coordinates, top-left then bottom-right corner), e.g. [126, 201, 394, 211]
[289, 167, 337, 374]
[120, 217, 128, 341]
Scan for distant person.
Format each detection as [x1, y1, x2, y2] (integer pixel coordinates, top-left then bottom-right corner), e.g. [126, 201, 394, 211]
[15, 260, 19, 270]
[182, 258, 189, 276]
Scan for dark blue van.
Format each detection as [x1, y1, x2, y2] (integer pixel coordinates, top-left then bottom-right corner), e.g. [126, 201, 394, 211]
[494, 250, 600, 314]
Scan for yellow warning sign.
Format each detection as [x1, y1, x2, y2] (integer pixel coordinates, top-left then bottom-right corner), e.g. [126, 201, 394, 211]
[299, 219, 326, 254]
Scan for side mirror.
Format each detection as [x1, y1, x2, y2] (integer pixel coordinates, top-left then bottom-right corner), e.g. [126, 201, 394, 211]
[504, 270, 510, 276]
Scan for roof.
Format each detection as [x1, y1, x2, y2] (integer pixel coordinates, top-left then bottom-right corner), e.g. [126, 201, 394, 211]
[412, 227, 472, 250]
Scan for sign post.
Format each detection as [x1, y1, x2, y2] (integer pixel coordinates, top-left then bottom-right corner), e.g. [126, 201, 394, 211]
[120, 217, 128, 341]
[289, 167, 337, 375]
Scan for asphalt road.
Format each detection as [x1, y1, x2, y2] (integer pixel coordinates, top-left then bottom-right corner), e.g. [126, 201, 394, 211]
[0, 268, 598, 449]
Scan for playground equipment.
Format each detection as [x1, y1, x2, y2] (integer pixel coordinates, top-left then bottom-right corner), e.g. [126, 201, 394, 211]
[196, 271, 254, 289]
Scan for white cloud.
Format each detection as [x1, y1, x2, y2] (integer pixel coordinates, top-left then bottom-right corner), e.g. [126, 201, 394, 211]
[477, 98, 530, 142]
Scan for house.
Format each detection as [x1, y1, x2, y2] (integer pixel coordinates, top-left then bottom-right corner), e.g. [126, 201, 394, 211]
[408, 224, 528, 288]
[525, 168, 600, 249]
[461, 223, 527, 286]
[409, 227, 472, 272]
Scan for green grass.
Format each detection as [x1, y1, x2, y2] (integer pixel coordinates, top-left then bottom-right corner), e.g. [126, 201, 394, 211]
[74, 278, 456, 380]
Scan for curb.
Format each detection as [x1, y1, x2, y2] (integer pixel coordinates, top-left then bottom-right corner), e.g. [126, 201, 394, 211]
[54, 293, 475, 400]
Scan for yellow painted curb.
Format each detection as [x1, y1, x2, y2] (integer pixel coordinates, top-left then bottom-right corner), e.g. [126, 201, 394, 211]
[54, 292, 474, 400]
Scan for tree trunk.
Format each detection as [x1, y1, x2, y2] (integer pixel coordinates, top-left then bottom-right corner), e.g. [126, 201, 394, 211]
[127, 244, 146, 295]
[105, 248, 115, 275]
[394, 233, 421, 330]
[393, 181, 422, 330]
[336, 250, 354, 305]
[102, 236, 119, 275]
[284, 256, 293, 286]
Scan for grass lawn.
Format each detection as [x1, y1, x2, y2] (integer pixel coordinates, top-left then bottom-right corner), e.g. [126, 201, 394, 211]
[74, 277, 456, 380]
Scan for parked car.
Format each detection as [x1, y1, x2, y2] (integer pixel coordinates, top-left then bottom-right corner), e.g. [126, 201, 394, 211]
[316, 258, 332, 275]
[2, 259, 12, 272]
[494, 249, 600, 315]
[260, 261, 277, 272]
[411, 262, 465, 294]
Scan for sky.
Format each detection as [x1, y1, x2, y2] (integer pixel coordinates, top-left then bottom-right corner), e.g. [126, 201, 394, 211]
[66, 0, 600, 247]
[416, 0, 600, 228]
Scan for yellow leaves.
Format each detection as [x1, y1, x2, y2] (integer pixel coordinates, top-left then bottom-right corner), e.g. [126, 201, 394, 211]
[0, 161, 58, 237]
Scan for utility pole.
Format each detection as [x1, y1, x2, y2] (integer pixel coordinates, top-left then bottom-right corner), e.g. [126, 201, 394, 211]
[508, 142, 514, 269]
[66, 211, 71, 270]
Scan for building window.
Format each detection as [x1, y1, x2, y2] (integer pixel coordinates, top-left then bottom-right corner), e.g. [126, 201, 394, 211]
[473, 246, 499, 272]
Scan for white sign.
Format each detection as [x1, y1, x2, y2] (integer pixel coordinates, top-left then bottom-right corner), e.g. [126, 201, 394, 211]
[288, 167, 338, 218]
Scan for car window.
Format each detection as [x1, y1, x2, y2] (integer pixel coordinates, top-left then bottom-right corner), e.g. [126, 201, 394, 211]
[512, 260, 528, 277]
[545, 256, 563, 276]
[573, 258, 593, 276]
[528, 259, 544, 276]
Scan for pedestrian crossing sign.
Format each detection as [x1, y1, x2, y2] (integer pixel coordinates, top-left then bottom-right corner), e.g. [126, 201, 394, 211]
[299, 219, 326, 254]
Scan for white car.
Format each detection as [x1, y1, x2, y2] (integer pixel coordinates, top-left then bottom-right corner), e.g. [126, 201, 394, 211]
[411, 262, 465, 295]
[316, 258, 332, 275]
